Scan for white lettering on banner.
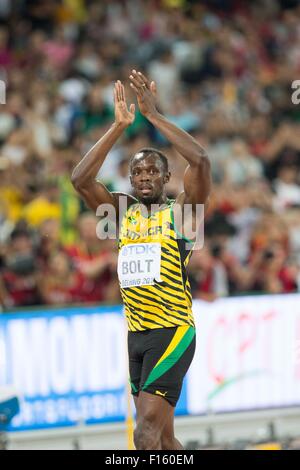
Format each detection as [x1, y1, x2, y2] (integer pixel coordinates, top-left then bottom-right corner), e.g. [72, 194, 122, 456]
[71, 316, 92, 392]
[45, 399, 58, 424]
[72, 315, 107, 391]
[71, 315, 116, 392]
[9, 319, 49, 397]
[101, 315, 126, 389]
[5, 294, 300, 430]
[12, 394, 126, 427]
[12, 400, 33, 426]
[32, 400, 47, 423]
[49, 317, 73, 394]
[118, 243, 162, 288]
[187, 295, 300, 414]
[0, 328, 6, 385]
[7, 313, 126, 397]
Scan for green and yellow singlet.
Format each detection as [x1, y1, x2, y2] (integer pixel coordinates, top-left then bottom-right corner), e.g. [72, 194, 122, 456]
[117, 199, 195, 332]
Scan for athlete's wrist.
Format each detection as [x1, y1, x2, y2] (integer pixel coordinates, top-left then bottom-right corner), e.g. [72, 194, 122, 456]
[112, 121, 128, 131]
[145, 110, 162, 123]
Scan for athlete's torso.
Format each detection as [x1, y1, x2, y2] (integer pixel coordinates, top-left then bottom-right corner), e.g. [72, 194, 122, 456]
[118, 199, 195, 331]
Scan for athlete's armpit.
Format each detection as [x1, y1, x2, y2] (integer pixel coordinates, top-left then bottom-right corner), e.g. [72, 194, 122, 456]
[172, 192, 206, 246]
[75, 180, 137, 216]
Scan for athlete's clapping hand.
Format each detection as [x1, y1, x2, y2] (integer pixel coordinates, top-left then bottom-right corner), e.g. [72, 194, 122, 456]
[129, 69, 158, 119]
[114, 80, 135, 128]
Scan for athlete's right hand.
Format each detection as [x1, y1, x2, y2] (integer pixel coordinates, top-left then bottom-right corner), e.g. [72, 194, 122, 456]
[114, 80, 135, 127]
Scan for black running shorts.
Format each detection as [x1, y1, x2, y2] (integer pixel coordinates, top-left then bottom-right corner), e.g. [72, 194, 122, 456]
[128, 325, 196, 407]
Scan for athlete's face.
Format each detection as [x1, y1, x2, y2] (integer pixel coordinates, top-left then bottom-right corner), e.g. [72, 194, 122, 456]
[130, 154, 170, 205]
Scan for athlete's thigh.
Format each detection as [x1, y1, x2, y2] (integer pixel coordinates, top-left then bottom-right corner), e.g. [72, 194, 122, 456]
[140, 325, 196, 407]
[133, 396, 139, 419]
[128, 331, 144, 398]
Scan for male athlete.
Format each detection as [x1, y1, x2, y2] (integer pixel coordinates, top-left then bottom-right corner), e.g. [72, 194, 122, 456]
[71, 70, 211, 450]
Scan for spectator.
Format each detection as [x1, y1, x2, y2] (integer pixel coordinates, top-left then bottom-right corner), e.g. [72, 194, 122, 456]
[273, 161, 300, 211]
[22, 180, 61, 227]
[1, 0, 300, 307]
[39, 250, 85, 305]
[188, 246, 229, 301]
[65, 213, 117, 303]
[0, 229, 41, 308]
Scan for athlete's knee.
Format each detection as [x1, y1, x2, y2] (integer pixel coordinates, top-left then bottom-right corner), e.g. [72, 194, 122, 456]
[161, 435, 173, 450]
[134, 415, 162, 450]
[161, 435, 183, 450]
[161, 431, 174, 450]
[134, 425, 160, 450]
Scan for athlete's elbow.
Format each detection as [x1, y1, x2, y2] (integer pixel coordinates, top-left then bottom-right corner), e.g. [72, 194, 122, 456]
[193, 154, 211, 173]
[71, 170, 88, 191]
[71, 172, 79, 189]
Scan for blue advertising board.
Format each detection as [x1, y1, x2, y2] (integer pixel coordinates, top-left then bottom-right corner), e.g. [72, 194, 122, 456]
[0, 305, 188, 431]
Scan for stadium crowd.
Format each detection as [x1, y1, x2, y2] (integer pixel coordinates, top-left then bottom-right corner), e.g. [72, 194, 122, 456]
[1, 0, 300, 310]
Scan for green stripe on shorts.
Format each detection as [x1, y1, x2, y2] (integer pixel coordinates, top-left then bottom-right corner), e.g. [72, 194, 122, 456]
[142, 326, 195, 390]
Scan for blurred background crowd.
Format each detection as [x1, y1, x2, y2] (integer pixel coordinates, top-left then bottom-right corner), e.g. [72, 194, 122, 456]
[1, 0, 300, 310]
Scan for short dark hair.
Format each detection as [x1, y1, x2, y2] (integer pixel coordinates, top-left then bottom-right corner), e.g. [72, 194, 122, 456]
[10, 229, 31, 241]
[130, 147, 169, 173]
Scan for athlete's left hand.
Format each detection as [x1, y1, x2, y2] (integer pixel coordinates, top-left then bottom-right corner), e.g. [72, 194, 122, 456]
[129, 69, 158, 118]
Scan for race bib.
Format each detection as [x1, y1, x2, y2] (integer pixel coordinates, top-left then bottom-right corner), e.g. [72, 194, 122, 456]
[118, 243, 162, 288]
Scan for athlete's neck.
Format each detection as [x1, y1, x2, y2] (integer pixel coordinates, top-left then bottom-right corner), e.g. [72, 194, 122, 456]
[138, 194, 168, 209]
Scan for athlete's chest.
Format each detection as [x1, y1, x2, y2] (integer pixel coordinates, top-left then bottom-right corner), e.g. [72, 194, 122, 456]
[119, 208, 172, 244]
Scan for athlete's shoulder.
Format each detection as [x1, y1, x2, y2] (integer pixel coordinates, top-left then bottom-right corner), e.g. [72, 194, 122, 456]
[111, 192, 138, 208]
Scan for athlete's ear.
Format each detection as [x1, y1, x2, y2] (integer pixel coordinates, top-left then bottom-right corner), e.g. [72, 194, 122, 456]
[163, 172, 171, 184]
[130, 175, 133, 186]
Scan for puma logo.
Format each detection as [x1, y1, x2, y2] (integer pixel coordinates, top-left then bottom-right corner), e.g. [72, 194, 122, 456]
[155, 390, 167, 397]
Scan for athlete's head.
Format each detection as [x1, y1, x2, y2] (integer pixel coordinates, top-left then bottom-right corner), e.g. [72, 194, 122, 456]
[129, 148, 170, 205]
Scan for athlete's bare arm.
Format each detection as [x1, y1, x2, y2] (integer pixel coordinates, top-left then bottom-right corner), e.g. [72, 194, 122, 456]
[129, 70, 211, 211]
[71, 81, 137, 214]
